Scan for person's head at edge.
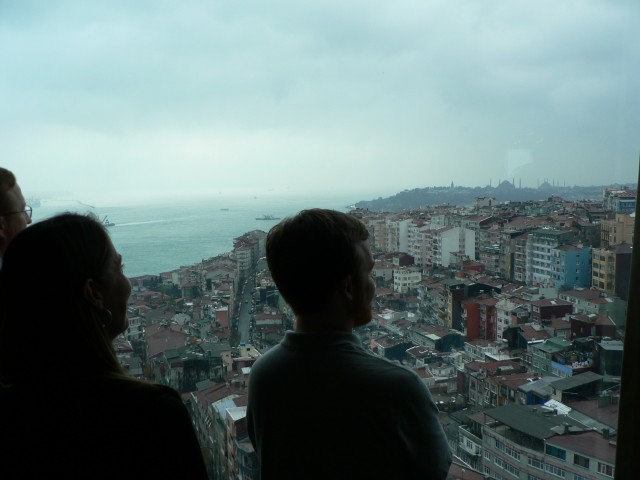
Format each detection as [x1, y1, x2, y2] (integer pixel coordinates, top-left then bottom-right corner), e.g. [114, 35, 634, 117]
[0, 213, 132, 386]
[266, 208, 375, 332]
[0, 168, 32, 257]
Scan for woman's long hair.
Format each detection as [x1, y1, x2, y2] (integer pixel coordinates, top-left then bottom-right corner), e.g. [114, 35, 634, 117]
[0, 213, 125, 385]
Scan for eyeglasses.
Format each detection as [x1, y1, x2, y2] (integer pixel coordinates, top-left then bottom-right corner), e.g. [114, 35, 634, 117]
[1, 206, 32, 220]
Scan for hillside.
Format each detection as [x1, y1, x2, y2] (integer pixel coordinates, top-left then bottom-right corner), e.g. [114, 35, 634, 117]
[354, 182, 635, 212]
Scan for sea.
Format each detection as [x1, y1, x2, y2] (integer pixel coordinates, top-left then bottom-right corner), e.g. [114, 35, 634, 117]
[31, 193, 362, 278]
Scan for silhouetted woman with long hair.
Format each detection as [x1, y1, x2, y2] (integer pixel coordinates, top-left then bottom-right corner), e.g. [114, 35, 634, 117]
[0, 213, 207, 479]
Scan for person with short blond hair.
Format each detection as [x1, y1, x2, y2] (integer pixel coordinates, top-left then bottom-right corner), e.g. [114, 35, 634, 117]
[247, 209, 451, 479]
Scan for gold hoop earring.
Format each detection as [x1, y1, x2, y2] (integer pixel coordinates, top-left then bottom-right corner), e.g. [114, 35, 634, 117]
[102, 308, 113, 328]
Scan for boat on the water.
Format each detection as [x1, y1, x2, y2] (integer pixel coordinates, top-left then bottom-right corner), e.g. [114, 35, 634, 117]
[255, 214, 280, 220]
[89, 212, 114, 227]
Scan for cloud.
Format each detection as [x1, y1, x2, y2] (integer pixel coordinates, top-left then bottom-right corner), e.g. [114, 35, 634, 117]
[1, 0, 638, 201]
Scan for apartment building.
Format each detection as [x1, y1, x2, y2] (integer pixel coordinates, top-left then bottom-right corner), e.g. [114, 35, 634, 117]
[233, 230, 266, 281]
[225, 406, 258, 479]
[526, 228, 575, 286]
[463, 360, 526, 408]
[603, 187, 636, 214]
[393, 266, 422, 293]
[512, 232, 530, 283]
[385, 218, 410, 253]
[480, 404, 616, 480]
[431, 226, 475, 267]
[529, 298, 573, 322]
[462, 295, 499, 341]
[550, 244, 592, 290]
[460, 215, 494, 260]
[365, 216, 388, 252]
[559, 289, 627, 329]
[495, 296, 530, 342]
[209, 394, 257, 480]
[601, 213, 634, 247]
[570, 313, 617, 340]
[523, 337, 572, 376]
[591, 243, 632, 300]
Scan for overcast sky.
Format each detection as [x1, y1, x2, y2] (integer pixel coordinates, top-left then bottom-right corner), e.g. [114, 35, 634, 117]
[1, 0, 639, 204]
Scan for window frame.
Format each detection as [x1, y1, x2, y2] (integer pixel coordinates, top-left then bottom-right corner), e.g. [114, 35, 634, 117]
[615, 160, 640, 479]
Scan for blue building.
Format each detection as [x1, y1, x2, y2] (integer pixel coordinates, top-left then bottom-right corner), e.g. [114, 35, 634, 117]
[551, 244, 591, 289]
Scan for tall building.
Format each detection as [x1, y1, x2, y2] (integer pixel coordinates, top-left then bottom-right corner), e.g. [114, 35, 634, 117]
[431, 226, 475, 267]
[601, 213, 634, 248]
[526, 229, 575, 286]
[591, 243, 632, 300]
[233, 230, 267, 282]
[550, 244, 592, 289]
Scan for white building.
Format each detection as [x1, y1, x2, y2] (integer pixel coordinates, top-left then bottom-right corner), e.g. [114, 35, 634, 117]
[495, 297, 530, 341]
[385, 218, 410, 253]
[431, 226, 475, 267]
[393, 267, 422, 293]
[525, 229, 574, 286]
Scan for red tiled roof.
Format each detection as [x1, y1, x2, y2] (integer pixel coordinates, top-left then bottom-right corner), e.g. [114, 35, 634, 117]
[146, 322, 186, 358]
[519, 324, 551, 342]
[548, 318, 571, 329]
[414, 367, 433, 379]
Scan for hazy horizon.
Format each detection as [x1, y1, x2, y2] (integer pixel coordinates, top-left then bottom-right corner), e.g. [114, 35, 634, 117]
[24, 177, 637, 209]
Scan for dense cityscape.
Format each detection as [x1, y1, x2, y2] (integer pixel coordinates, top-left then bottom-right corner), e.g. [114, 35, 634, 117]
[116, 186, 634, 480]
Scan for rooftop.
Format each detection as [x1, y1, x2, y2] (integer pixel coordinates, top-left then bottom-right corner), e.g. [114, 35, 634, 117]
[547, 431, 616, 464]
[549, 371, 603, 391]
[484, 404, 586, 440]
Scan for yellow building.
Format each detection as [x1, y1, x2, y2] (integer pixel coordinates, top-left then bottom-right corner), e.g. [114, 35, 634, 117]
[601, 213, 634, 247]
[591, 243, 632, 300]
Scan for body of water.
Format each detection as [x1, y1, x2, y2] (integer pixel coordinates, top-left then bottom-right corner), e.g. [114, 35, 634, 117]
[32, 194, 359, 277]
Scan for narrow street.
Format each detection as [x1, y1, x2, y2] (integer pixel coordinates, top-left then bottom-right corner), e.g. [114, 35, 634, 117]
[237, 279, 254, 344]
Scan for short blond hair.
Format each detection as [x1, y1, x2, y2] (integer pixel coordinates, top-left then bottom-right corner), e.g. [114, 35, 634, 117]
[266, 209, 369, 315]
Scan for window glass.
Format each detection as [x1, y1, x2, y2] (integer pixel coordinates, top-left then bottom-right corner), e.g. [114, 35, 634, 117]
[1, 1, 637, 479]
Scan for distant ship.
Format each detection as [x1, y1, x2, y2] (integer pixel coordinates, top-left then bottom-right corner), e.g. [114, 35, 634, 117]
[89, 212, 114, 227]
[255, 214, 280, 220]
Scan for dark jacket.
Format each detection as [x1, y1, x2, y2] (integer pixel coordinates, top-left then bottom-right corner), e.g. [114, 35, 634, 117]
[0, 375, 207, 479]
